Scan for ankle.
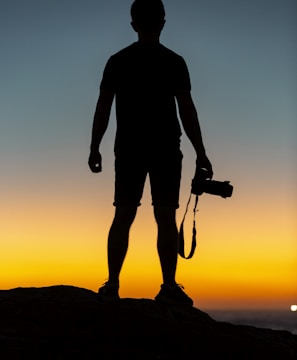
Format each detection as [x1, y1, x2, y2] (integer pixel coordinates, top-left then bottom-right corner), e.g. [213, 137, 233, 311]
[162, 282, 177, 289]
[107, 279, 119, 287]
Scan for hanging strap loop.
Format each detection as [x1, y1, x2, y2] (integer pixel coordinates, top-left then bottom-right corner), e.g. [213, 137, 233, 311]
[178, 193, 199, 259]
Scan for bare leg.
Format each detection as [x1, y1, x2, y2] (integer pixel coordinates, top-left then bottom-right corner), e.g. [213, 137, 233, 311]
[107, 206, 137, 283]
[154, 206, 178, 285]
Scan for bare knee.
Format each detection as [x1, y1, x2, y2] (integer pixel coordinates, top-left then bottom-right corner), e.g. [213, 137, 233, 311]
[154, 206, 176, 228]
[113, 206, 137, 227]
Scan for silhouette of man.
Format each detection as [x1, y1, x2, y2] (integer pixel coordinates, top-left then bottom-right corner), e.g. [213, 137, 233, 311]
[88, 0, 213, 306]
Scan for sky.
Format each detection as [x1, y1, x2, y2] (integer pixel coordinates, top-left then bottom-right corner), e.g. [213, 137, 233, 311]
[1, 0, 296, 310]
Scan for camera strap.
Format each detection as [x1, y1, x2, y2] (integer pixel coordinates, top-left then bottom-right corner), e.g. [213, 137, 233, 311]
[178, 193, 199, 259]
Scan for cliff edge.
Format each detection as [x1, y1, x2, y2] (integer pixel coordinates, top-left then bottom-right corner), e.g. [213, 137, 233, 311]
[0, 285, 296, 359]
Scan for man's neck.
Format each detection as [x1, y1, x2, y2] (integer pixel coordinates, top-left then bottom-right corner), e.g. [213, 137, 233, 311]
[137, 32, 160, 44]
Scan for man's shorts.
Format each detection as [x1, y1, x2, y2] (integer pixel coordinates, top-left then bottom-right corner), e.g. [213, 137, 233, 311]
[113, 148, 183, 209]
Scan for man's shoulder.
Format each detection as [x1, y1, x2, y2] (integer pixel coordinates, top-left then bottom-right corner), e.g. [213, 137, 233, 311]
[105, 42, 187, 74]
[110, 42, 184, 59]
[110, 43, 138, 59]
[159, 43, 183, 58]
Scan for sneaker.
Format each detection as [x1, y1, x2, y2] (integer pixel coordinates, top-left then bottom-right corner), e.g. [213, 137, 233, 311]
[155, 283, 193, 306]
[97, 281, 120, 302]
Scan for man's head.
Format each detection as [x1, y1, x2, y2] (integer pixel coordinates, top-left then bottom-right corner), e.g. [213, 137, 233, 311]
[131, 0, 165, 34]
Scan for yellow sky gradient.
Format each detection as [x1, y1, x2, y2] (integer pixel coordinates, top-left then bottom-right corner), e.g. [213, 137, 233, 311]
[1, 172, 296, 310]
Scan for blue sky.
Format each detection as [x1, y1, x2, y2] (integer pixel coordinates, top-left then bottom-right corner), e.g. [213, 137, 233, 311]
[1, 0, 295, 184]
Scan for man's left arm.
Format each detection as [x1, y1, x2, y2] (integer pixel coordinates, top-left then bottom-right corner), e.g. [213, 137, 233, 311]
[176, 90, 213, 179]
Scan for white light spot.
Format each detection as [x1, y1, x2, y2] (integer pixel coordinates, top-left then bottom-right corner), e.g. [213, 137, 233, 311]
[290, 305, 297, 312]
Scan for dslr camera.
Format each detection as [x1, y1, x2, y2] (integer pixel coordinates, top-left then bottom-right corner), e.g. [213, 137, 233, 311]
[191, 168, 233, 198]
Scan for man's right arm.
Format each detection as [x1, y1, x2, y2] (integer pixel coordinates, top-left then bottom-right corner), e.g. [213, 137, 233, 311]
[88, 89, 114, 173]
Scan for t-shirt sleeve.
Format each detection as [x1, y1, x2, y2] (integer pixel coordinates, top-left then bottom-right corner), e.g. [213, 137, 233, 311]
[100, 56, 116, 92]
[175, 56, 191, 93]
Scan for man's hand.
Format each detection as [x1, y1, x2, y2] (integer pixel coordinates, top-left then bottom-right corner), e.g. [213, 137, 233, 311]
[88, 151, 102, 173]
[196, 154, 213, 179]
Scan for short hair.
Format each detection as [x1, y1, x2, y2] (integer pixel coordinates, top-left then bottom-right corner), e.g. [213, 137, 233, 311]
[131, 0, 165, 32]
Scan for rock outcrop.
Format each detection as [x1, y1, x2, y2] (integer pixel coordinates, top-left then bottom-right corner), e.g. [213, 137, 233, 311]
[0, 285, 296, 359]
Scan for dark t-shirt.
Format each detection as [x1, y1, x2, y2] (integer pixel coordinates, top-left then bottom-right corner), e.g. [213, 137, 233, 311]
[100, 42, 191, 154]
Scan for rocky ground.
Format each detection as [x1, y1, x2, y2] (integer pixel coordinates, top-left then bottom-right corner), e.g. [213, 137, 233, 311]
[0, 285, 296, 359]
